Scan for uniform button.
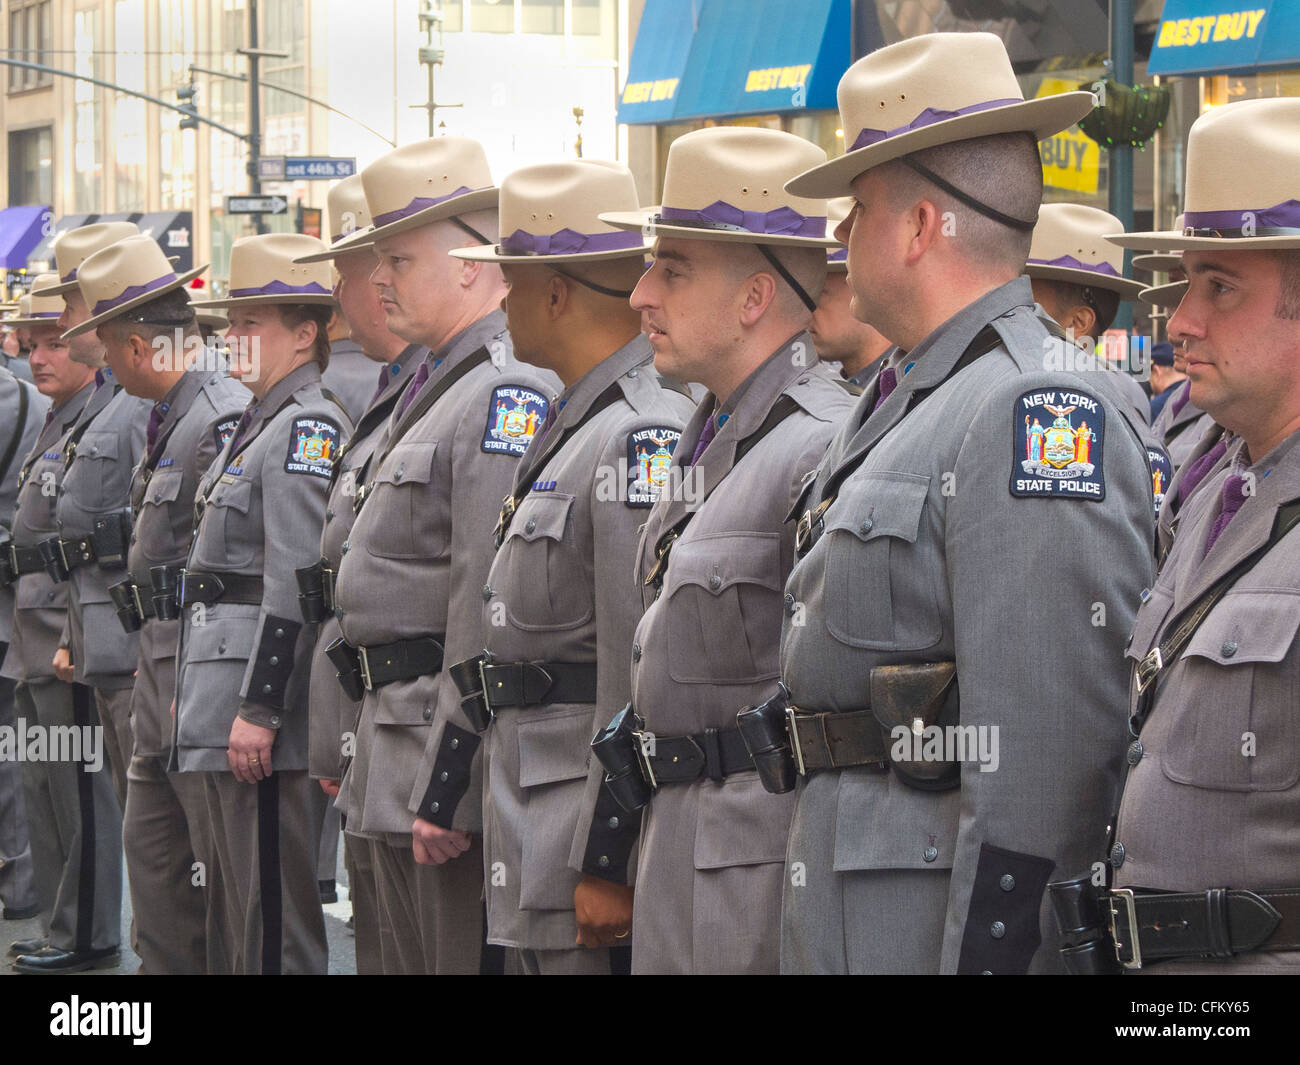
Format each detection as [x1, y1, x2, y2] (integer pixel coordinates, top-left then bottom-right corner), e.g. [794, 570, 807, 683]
[1110, 842, 1126, 868]
[218, 641, 227, 654]
[1221, 641, 1237, 658]
[423, 706, 432, 722]
[784, 592, 796, 615]
[439, 771, 448, 782]
[334, 607, 344, 620]
[429, 801, 439, 814]
[632, 643, 641, 661]
[450, 737, 459, 750]
[999, 874, 1015, 892]
[482, 584, 493, 602]
[627, 368, 638, 378]
[923, 846, 938, 863]
[262, 684, 273, 694]
[270, 715, 280, 726]
[524, 518, 536, 534]
[274, 628, 285, 639]
[1124, 632, 1133, 650]
[1126, 739, 1144, 766]
[89, 445, 98, 454]
[326, 510, 334, 521]
[394, 465, 404, 481]
[859, 518, 873, 535]
[269, 655, 279, 666]
[607, 816, 620, 829]
[342, 541, 350, 554]
[981, 970, 993, 976]
[990, 921, 1006, 939]
[598, 855, 610, 868]
[708, 575, 721, 590]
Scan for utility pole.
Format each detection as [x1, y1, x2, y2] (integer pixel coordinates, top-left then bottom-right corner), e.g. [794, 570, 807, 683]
[237, 0, 288, 235]
[414, 3, 461, 135]
[1109, 0, 1135, 331]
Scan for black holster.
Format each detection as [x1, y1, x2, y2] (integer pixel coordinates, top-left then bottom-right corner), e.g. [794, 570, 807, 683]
[737, 686, 797, 794]
[37, 538, 70, 583]
[295, 558, 335, 624]
[869, 662, 961, 791]
[591, 703, 653, 813]
[325, 636, 365, 702]
[1049, 873, 1122, 975]
[150, 565, 181, 621]
[108, 577, 144, 633]
[0, 526, 14, 587]
[91, 511, 131, 570]
[448, 653, 492, 733]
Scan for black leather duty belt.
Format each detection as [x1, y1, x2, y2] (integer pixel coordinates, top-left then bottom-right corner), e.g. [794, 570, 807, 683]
[120, 579, 158, 619]
[479, 660, 597, 709]
[1107, 886, 1300, 969]
[787, 707, 889, 774]
[635, 725, 754, 786]
[176, 571, 265, 607]
[332, 635, 446, 693]
[4, 543, 45, 581]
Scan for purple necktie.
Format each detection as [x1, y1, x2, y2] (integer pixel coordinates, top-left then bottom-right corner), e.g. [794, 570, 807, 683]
[873, 366, 898, 412]
[226, 407, 255, 456]
[1166, 380, 1192, 421]
[146, 404, 166, 451]
[369, 364, 392, 407]
[94, 369, 106, 389]
[398, 362, 429, 419]
[1176, 438, 1228, 506]
[540, 403, 558, 436]
[1203, 473, 1249, 556]
[689, 415, 717, 466]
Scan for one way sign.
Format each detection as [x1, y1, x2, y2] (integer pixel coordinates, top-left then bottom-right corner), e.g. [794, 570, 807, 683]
[226, 195, 289, 215]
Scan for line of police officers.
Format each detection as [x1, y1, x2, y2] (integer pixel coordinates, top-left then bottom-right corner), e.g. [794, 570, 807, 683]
[1, 29, 1296, 975]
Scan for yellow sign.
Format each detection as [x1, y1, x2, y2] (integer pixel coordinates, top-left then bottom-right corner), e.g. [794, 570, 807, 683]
[744, 64, 812, 93]
[622, 78, 679, 105]
[1156, 9, 1266, 48]
[1036, 77, 1099, 195]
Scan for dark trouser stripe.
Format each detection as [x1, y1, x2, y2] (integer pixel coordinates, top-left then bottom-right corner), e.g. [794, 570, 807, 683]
[479, 901, 504, 975]
[610, 945, 632, 976]
[257, 774, 283, 975]
[72, 684, 96, 953]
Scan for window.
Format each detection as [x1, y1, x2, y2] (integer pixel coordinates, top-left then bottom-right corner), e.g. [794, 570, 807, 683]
[73, 9, 103, 213]
[440, 2, 464, 32]
[471, 0, 513, 33]
[572, 0, 606, 36]
[9, 127, 53, 206]
[8, 1, 53, 92]
[522, 0, 562, 34]
[113, 0, 148, 211]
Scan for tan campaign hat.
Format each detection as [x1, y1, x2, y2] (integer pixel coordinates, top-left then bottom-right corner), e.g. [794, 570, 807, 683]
[1025, 203, 1146, 300]
[1131, 252, 1182, 274]
[189, 292, 228, 333]
[62, 234, 207, 339]
[1139, 280, 1189, 309]
[451, 159, 650, 264]
[294, 173, 377, 263]
[825, 197, 852, 272]
[353, 136, 498, 247]
[44, 221, 142, 295]
[600, 126, 836, 248]
[1109, 98, 1300, 251]
[192, 233, 334, 309]
[786, 32, 1095, 199]
[7, 273, 68, 326]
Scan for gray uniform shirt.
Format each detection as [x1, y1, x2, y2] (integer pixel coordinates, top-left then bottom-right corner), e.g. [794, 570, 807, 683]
[322, 338, 379, 425]
[1153, 379, 1219, 470]
[0, 368, 50, 648]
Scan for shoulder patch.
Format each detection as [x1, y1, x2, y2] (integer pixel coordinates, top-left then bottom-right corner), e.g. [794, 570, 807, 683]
[481, 385, 548, 457]
[1010, 389, 1105, 501]
[1147, 445, 1173, 520]
[626, 426, 682, 507]
[285, 416, 341, 478]
[214, 417, 240, 454]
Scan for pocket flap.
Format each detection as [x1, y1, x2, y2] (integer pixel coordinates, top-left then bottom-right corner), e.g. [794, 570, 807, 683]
[825, 472, 930, 544]
[373, 441, 437, 488]
[144, 470, 184, 506]
[1183, 590, 1300, 666]
[208, 477, 253, 514]
[76, 431, 119, 461]
[370, 673, 441, 726]
[517, 706, 594, 788]
[693, 775, 794, 869]
[664, 531, 783, 596]
[182, 617, 256, 664]
[832, 772, 962, 871]
[509, 494, 574, 544]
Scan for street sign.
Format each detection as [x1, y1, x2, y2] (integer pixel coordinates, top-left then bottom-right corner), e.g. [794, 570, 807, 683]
[258, 156, 287, 180]
[226, 195, 290, 215]
[284, 156, 357, 180]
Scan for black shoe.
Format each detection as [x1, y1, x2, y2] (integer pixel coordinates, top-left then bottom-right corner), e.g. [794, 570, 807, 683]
[7, 936, 47, 958]
[318, 879, 338, 904]
[12, 945, 119, 974]
[1, 902, 40, 921]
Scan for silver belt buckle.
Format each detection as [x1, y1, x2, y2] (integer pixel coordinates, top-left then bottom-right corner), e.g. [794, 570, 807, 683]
[1135, 647, 1163, 694]
[631, 729, 658, 791]
[785, 705, 808, 776]
[130, 582, 147, 620]
[357, 645, 375, 692]
[322, 566, 336, 612]
[1108, 888, 1142, 969]
[57, 538, 73, 572]
[177, 568, 189, 608]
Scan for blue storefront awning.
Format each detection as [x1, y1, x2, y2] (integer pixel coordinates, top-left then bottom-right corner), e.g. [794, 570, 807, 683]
[619, 0, 851, 125]
[1148, 0, 1300, 76]
[0, 205, 52, 270]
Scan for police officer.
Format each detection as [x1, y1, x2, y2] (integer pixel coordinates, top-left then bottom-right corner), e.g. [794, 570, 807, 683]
[0, 349, 48, 923]
[73, 234, 247, 973]
[579, 127, 855, 973]
[439, 160, 694, 974]
[169, 233, 351, 974]
[4, 285, 119, 973]
[330, 136, 556, 974]
[810, 198, 891, 389]
[293, 174, 422, 973]
[774, 33, 1157, 974]
[1095, 98, 1300, 973]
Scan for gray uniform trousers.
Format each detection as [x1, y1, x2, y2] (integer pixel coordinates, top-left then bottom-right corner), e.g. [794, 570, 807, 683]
[93, 688, 133, 810]
[0, 672, 37, 914]
[344, 833, 382, 974]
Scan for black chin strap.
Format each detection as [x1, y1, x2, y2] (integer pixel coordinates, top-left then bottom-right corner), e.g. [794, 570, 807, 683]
[899, 155, 1038, 232]
[449, 216, 492, 246]
[757, 244, 818, 313]
[552, 266, 635, 300]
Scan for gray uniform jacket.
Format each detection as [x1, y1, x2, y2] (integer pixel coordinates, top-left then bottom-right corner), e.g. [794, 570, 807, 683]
[592, 336, 854, 974]
[1115, 428, 1300, 973]
[473, 336, 693, 951]
[1153, 380, 1218, 470]
[0, 368, 49, 649]
[2, 381, 98, 682]
[334, 310, 559, 839]
[307, 343, 421, 782]
[780, 278, 1158, 975]
[173, 362, 350, 773]
[322, 339, 379, 425]
[127, 369, 248, 759]
[56, 375, 151, 687]
[0, 353, 33, 384]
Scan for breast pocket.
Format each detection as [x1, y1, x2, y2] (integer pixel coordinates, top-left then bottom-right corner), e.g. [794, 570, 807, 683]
[136, 470, 186, 563]
[362, 441, 447, 560]
[65, 431, 120, 511]
[192, 478, 256, 570]
[1161, 590, 1300, 792]
[664, 531, 783, 684]
[823, 472, 942, 651]
[501, 494, 592, 632]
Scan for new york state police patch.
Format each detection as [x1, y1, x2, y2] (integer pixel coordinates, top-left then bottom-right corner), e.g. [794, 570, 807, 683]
[1011, 389, 1105, 501]
[1148, 445, 1173, 520]
[285, 416, 341, 478]
[482, 385, 549, 457]
[214, 416, 240, 454]
[626, 426, 682, 507]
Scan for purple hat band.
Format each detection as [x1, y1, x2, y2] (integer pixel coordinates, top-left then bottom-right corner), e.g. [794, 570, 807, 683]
[1027, 254, 1122, 278]
[26, 310, 61, 319]
[227, 280, 332, 299]
[1182, 199, 1300, 237]
[60, 268, 78, 284]
[827, 247, 847, 262]
[658, 201, 825, 238]
[92, 273, 177, 316]
[500, 227, 644, 257]
[372, 187, 482, 228]
[850, 97, 1024, 152]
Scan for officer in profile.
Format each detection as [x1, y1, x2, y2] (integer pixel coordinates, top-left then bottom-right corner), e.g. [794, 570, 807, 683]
[1147, 342, 1185, 422]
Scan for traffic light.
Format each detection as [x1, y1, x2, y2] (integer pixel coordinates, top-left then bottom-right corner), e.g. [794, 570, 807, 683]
[177, 82, 199, 130]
